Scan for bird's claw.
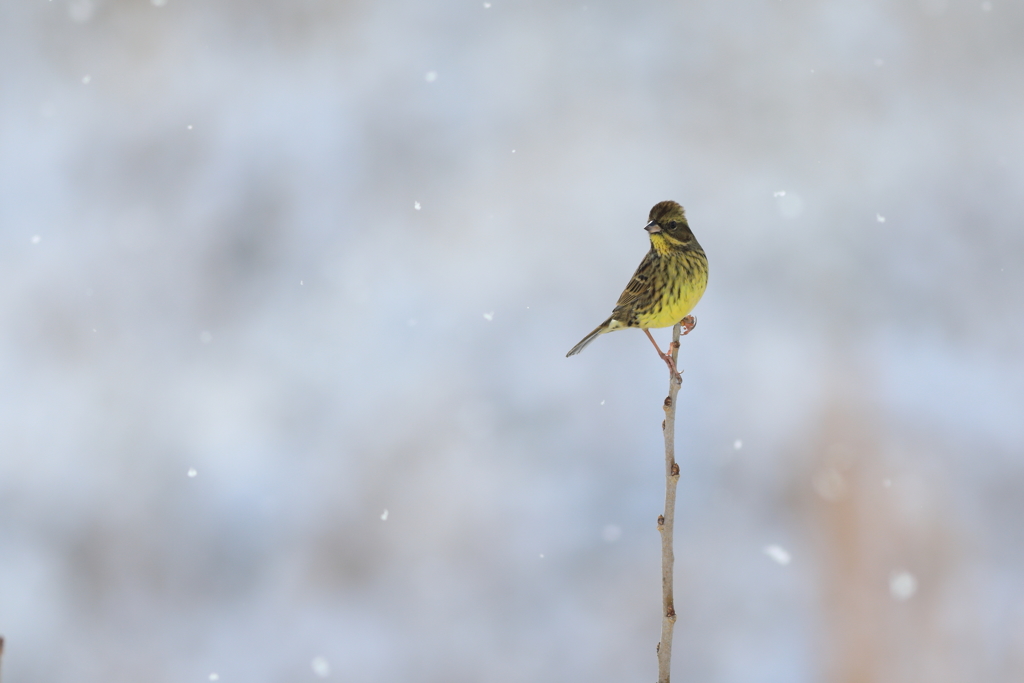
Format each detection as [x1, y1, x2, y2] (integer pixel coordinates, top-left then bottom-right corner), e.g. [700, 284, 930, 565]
[659, 350, 682, 382]
[679, 315, 697, 336]
[644, 328, 682, 381]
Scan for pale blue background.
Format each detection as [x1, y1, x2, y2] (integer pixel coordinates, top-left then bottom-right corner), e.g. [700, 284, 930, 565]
[2, 0, 1023, 681]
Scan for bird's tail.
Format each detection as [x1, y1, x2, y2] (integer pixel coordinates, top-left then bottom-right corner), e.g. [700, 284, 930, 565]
[566, 318, 612, 357]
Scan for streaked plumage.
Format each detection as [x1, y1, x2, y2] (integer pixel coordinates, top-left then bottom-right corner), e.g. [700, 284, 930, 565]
[566, 200, 708, 357]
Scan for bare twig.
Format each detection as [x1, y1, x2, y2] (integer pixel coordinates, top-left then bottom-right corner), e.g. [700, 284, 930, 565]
[656, 317, 693, 683]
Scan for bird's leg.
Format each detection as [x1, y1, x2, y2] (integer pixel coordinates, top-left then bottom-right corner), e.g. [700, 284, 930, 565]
[643, 327, 669, 360]
[644, 328, 680, 380]
[679, 315, 697, 336]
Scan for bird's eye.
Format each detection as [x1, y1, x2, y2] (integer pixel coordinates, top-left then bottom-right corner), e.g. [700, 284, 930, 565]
[666, 221, 677, 230]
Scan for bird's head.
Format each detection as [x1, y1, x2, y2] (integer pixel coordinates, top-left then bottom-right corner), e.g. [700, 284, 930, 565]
[644, 200, 696, 250]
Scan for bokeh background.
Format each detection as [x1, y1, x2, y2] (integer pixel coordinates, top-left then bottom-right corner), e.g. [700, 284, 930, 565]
[2, 0, 1023, 681]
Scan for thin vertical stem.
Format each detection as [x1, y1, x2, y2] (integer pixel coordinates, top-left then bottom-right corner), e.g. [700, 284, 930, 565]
[656, 322, 682, 683]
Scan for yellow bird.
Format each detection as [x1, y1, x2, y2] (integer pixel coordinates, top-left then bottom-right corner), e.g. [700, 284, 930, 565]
[566, 200, 708, 365]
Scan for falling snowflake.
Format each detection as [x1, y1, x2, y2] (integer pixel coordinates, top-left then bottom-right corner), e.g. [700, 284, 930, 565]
[890, 571, 917, 600]
[311, 657, 331, 678]
[763, 544, 791, 565]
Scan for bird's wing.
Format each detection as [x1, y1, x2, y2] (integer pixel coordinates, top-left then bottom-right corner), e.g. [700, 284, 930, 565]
[611, 249, 658, 318]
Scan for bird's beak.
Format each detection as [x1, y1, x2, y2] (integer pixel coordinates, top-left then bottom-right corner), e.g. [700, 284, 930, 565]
[645, 220, 662, 234]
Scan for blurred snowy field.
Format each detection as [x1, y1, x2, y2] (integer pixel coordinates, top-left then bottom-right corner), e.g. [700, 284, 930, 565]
[2, 0, 1024, 681]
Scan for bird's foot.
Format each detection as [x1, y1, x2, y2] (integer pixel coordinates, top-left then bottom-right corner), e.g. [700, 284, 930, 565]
[679, 315, 697, 336]
[645, 329, 681, 381]
[660, 351, 682, 383]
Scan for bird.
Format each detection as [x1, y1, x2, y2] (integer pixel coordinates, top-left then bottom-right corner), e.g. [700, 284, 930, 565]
[566, 200, 708, 369]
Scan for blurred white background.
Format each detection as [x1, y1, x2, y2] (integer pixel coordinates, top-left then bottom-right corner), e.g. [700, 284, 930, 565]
[2, 0, 1023, 681]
